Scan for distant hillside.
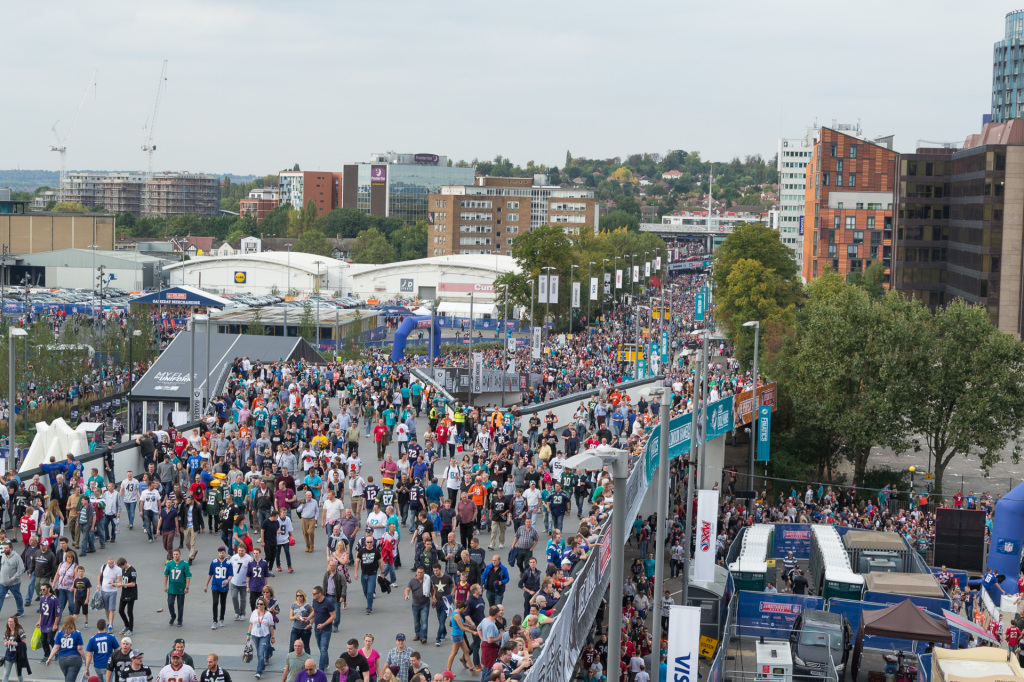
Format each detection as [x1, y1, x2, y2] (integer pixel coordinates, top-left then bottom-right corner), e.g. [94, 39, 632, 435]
[0, 170, 259, 193]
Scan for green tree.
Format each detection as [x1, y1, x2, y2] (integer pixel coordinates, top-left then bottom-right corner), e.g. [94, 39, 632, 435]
[259, 205, 292, 238]
[600, 209, 639, 233]
[297, 301, 316, 341]
[294, 227, 334, 257]
[53, 201, 88, 213]
[846, 261, 886, 300]
[773, 271, 928, 484]
[350, 227, 394, 264]
[226, 217, 257, 243]
[712, 222, 802, 357]
[289, 199, 324, 237]
[323, 208, 369, 238]
[907, 300, 1024, 497]
[247, 307, 266, 336]
[616, 196, 641, 217]
[389, 220, 428, 261]
[718, 258, 797, 368]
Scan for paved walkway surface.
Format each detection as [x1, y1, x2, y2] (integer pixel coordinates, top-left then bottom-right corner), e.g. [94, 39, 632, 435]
[4, 399, 555, 681]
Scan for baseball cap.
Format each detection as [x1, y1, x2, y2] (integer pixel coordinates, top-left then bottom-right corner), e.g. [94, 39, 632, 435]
[173, 638, 185, 645]
[88, 677, 101, 682]
[395, 633, 406, 640]
[129, 650, 144, 659]
[170, 652, 182, 659]
[442, 672, 456, 680]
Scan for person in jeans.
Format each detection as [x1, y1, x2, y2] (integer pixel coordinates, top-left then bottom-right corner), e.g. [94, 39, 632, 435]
[162, 549, 191, 627]
[321, 560, 346, 632]
[355, 536, 381, 615]
[246, 597, 275, 679]
[0, 543, 25, 616]
[2, 615, 27, 682]
[228, 544, 252, 621]
[310, 587, 335, 671]
[140, 481, 161, 543]
[431, 564, 453, 646]
[288, 590, 313, 653]
[43, 615, 84, 682]
[158, 498, 178, 561]
[35, 584, 61, 661]
[118, 472, 140, 531]
[404, 567, 433, 644]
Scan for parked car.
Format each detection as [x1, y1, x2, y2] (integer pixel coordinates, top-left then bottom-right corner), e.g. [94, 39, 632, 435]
[789, 610, 852, 678]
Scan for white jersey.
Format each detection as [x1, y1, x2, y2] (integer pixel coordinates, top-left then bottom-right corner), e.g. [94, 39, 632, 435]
[141, 488, 161, 513]
[157, 663, 197, 682]
[119, 478, 140, 504]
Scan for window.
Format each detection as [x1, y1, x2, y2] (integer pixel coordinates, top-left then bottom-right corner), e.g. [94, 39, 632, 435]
[836, 174, 844, 186]
[850, 259, 863, 271]
[837, 160, 844, 173]
[856, 203, 864, 210]
[850, 145, 857, 159]
[853, 230, 864, 244]
[507, 201, 519, 209]
[847, 245, 859, 257]
[834, 216, 840, 229]
[837, 202, 844, 209]
[849, 174, 856, 187]
[846, 216, 856, 230]
[867, 216, 876, 229]
[830, 143, 837, 157]
[871, 231, 882, 246]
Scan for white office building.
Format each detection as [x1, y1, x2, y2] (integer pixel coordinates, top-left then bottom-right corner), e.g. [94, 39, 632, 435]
[777, 123, 822, 266]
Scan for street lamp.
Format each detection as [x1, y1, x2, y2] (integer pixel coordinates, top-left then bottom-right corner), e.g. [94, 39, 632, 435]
[313, 260, 325, 349]
[541, 266, 555, 335]
[909, 465, 916, 492]
[602, 258, 610, 321]
[650, 388, 671, 653]
[8, 327, 26, 468]
[284, 244, 293, 336]
[587, 261, 596, 328]
[570, 264, 578, 331]
[743, 320, 761, 512]
[128, 329, 142, 435]
[468, 291, 475, 405]
[193, 313, 209, 419]
[87, 244, 99, 296]
[613, 255, 620, 307]
[564, 445, 629, 680]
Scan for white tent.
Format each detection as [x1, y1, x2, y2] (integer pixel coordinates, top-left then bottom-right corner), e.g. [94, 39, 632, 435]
[437, 301, 497, 319]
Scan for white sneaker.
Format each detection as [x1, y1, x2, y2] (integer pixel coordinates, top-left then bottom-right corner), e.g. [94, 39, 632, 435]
[211, 622, 218, 630]
[220, 620, 225, 628]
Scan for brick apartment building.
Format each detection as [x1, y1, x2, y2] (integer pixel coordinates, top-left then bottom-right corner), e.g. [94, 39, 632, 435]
[428, 176, 599, 256]
[279, 171, 343, 215]
[801, 127, 897, 283]
[239, 187, 281, 223]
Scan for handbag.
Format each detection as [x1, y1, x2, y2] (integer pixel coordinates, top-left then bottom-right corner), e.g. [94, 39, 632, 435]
[29, 628, 41, 651]
[242, 642, 253, 663]
[89, 590, 104, 612]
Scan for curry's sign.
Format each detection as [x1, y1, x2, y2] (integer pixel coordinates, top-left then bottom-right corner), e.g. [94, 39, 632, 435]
[438, 282, 495, 293]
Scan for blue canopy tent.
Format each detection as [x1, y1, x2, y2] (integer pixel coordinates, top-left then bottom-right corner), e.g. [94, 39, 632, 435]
[129, 285, 232, 308]
[391, 315, 441, 361]
[986, 482, 1024, 594]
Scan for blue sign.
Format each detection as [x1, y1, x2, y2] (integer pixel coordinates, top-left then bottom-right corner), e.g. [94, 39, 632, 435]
[661, 330, 669, 363]
[638, 358, 646, 379]
[695, 286, 706, 321]
[736, 591, 824, 637]
[756, 404, 771, 461]
[644, 396, 735, 483]
[772, 525, 813, 559]
[798, 215, 805, 236]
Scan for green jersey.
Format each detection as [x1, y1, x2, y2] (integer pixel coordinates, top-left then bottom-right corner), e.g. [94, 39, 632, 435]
[230, 482, 249, 508]
[205, 486, 222, 512]
[164, 560, 191, 594]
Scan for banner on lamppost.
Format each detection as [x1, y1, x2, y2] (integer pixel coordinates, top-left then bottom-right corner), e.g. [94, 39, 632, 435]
[633, 265, 639, 282]
[655, 256, 662, 271]
[537, 275, 549, 305]
[615, 269, 622, 289]
[756, 404, 772, 462]
[472, 352, 483, 394]
[694, 488, 720, 582]
[506, 337, 516, 373]
[645, 261, 651, 277]
[571, 281, 581, 308]
[661, 329, 669, 363]
[603, 272, 611, 294]
[638, 357, 646, 378]
[532, 327, 541, 360]
[548, 275, 559, 303]
[695, 287, 706, 321]
[667, 606, 702, 682]
[589, 277, 598, 301]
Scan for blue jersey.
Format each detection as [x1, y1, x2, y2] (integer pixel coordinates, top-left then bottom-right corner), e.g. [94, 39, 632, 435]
[86, 632, 117, 667]
[208, 559, 234, 592]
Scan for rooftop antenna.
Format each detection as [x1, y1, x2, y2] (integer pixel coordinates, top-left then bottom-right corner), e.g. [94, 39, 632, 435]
[50, 70, 97, 202]
[141, 59, 168, 215]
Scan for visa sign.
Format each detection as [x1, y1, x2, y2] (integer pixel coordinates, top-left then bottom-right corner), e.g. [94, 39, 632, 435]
[695, 286, 706, 321]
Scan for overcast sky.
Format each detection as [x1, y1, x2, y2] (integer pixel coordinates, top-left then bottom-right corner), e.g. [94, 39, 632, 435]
[0, 1, 1001, 177]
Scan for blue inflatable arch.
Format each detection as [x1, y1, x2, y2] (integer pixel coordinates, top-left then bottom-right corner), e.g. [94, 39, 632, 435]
[987, 482, 1024, 593]
[390, 315, 442, 361]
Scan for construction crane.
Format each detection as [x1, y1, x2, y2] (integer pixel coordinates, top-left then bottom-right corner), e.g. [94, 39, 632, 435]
[49, 70, 97, 203]
[141, 59, 168, 215]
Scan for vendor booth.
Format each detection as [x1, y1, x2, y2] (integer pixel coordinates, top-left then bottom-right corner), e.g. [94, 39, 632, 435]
[852, 599, 953, 682]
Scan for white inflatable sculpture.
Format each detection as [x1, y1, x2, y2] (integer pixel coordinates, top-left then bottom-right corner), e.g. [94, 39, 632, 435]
[20, 417, 92, 473]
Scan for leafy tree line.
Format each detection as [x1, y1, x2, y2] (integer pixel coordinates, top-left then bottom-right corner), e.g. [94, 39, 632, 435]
[492, 224, 668, 333]
[713, 222, 1024, 497]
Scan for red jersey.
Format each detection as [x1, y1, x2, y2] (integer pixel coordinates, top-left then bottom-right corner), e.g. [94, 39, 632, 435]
[19, 515, 35, 544]
[1007, 625, 1021, 647]
[990, 620, 1002, 641]
[174, 437, 187, 456]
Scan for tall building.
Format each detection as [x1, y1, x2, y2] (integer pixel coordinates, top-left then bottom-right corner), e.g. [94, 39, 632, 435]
[801, 127, 897, 283]
[239, 187, 281, 223]
[278, 171, 343, 215]
[777, 124, 820, 265]
[427, 176, 599, 256]
[894, 120, 1024, 336]
[340, 153, 475, 225]
[61, 171, 221, 217]
[992, 10, 1024, 123]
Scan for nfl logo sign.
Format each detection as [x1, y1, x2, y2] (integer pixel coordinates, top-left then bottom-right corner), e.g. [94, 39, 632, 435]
[1004, 540, 1016, 553]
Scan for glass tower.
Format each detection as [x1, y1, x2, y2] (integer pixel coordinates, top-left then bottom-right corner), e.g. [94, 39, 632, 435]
[993, 10, 1024, 122]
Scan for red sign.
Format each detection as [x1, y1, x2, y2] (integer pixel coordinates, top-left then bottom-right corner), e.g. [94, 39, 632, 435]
[600, 525, 612, 576]
[437, 282, 494, 293]
[733, 382, 777, 425]
[167, 293, 186, 299]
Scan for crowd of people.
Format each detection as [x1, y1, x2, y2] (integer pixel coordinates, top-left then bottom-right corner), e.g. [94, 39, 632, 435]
[0, 242, 776, 682]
